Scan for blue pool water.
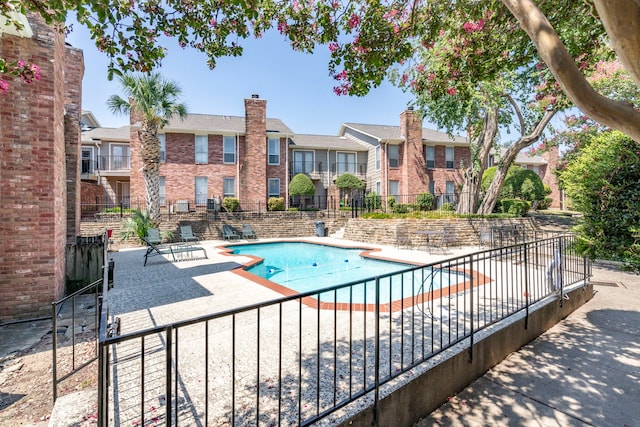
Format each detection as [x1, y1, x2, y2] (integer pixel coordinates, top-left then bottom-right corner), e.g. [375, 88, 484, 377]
[227, 242, 468, 304]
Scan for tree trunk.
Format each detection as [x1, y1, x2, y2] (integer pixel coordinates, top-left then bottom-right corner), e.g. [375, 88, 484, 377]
[456, 108, 499, 214]
[478, 108, 556, 214]
[139, 120, 161, 225]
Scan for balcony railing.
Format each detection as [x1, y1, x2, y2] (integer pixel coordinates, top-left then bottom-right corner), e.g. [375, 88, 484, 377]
[289, 161, 367, 178]
[82, 155, 131, 175]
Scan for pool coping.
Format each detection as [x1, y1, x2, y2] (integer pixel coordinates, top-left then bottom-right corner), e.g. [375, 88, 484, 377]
[217, 240, 491, 312]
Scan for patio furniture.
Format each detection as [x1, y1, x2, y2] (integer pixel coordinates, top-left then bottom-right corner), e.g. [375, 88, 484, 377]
[146, 228, 162, 245]
[413, 229, 446, 253]
[395, 226, 412, 249]
[222, 224, 240, 240]
[142, 237, 207, 266]
[180, 225, 199, 243]
[242, 224, 257, 239]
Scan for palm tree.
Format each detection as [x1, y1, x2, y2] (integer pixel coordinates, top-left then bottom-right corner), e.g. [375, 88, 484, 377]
[107, 73, 187, 224]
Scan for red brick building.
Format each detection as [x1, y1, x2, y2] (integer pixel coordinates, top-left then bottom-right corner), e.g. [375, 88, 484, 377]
[0, 13, 84, 321]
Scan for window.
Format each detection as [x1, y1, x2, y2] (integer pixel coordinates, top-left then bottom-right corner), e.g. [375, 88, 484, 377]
[445, 147, 455, 169]
[223, 177, 235, 198]
[195, 176, 208, 205]
[376, 181, 381, 195]
[532, 165, 540, 175]
[337, 152, 356, 174]
[159, 176, 166, 205]
[429, 181, 435, 195]
[445, 180, 455, 204]
[81, 147, 94, 174]
[110, 144, 130, 170]
[158, 134, 166, 163]
[268, 137, 280, 165]
[375, 146, 381, 170]
[223, 136, 236, 164]
[425, 146, 435, 169]
[195, 135, 208, 164]
[388, 144, 399, 168]
[268, 178, 280, 198]
[294, 151, 314, 174]
[389, 180, 399, 202]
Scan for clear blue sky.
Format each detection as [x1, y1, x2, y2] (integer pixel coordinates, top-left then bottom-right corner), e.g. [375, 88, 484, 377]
[65, 21, 418, 136]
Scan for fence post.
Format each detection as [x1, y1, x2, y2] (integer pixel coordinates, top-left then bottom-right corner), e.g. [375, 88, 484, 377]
[468, 253, 474, 363]
[524, 241, 530, 329]
[165, 326, 173, 425]
[373, 276, 380, 426]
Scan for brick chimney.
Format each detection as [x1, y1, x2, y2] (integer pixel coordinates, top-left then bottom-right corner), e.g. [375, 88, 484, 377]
[242, 95, 267, 201]
[400, 107, 427, 194]
[542, 145, 561, 209]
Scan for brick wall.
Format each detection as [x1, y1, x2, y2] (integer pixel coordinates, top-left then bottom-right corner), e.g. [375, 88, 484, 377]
[64, 45, 84, 241]
[0, 13, 70, 321]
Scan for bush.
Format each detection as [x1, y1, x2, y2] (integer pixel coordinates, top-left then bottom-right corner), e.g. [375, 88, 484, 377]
[223, 197, 240, 212]
[268, 197, 285, 211]
[481, 166, 546, 202]
[440, 202, 455, 211]
[392, 204, 410, 214]
[365, 192, 382, 210]
[387, 196, 397, 211]
[416, 192, 435, 211]
[497, 199, 530, 216]
[289, 173, 315, 197]
[559, 130, 640, 269]
[537, 197, 553, 210]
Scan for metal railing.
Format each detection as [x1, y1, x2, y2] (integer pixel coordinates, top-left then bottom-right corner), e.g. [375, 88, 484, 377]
[52, 231, 110, 401]
[97, 234, 590, 426]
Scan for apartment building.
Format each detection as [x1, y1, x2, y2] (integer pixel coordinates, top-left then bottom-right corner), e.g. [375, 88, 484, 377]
[81, 96, 559, 212]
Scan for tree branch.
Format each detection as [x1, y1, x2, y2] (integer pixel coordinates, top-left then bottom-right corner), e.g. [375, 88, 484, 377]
[501, 0, 640, 143]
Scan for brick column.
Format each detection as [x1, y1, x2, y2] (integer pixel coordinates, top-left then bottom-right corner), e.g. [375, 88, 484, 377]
[242, 95, 267, 202]
[400, 108, 427, 194]
[0, 13, 67, 320]
[542, 145, 561, 208]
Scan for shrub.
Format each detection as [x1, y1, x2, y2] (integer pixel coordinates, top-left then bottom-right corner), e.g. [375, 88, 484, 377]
[537, 197, 553, 210]
[392, 204, 410, 214]
[497, 199, 530, 216]
[268, 197, 285, 211]
[481, 166, 546, 202]
[387, 196, 397, 211]
[119, 209, 154, 242]
[440, 202, 455, 211]
[365, 192, 382, 210]
[289, 173, 315, 196]
[416, 192, 435, 211]
[223, 197, 240, 212]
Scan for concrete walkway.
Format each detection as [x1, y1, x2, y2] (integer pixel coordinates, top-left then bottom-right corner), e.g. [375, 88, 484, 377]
[416, 263, 640, 427]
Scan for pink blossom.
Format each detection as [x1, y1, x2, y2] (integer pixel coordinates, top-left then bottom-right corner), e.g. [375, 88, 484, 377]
[210, 18, 217, 27]
[439, 29, 445, 36]
[328, 42, 339, 53]
[17, 60, 25, 68]
[447, 87, 457, 95]
[348, 13, 360, 29]
[0, 79, 8, 94]
[428, 73, 435, 81]
[30, 64, 40, 80]
[401, 73, 408, 84]
[277, 21, 287, 34]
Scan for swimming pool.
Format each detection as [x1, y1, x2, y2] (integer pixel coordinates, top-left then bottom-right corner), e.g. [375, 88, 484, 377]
[225, 242, 468, 305]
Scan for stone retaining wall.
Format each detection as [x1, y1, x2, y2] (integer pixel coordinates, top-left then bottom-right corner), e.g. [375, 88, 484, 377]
[80, 213, 544, 249]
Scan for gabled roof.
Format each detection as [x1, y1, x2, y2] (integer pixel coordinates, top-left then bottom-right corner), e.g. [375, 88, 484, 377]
[340, 122, 467, 144]
[155, 113, 294, 135]
[289, 134, 367, 151]
[493, 147, 548, 165]
[81, 126, 130, 143]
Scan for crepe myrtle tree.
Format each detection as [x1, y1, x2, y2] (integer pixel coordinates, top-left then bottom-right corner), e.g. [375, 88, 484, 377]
[335, 173, 364, 202]
[107, 72, 187, 224]
[3, 0, 640, 145]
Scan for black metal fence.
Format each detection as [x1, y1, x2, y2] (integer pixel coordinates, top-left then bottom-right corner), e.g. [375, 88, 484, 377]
[97, 234, 589, 426]
[82, 192, 464, 222]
